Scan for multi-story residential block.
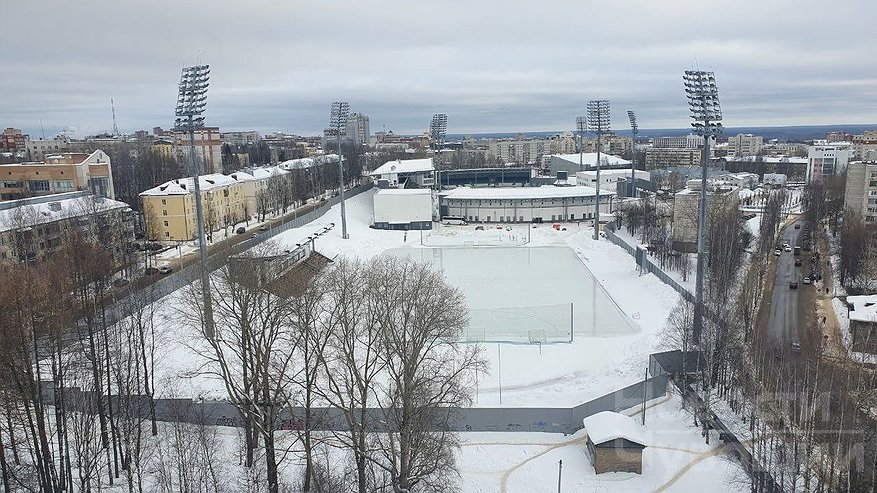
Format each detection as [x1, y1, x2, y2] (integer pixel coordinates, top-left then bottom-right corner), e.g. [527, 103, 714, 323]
[173, 126, 222, 174]
[0, 150, 114, 201]
[728, 133, 763, 157]
[671, 181, 739, 251]
[645, 148, 702, 169]
[807, 142, 853, 182]
[153, 139, 175, 159]
[653, 135, 704, 149]
[1, 128, 28, 153]
[221, 131, 261, 146]
[852, 130, 877, 162]
[346, 113, 370, 146]
[844, 162, 877, 224]
[488, 137, 552, 165]
[0, 191, 133, 264]
[140, 173, 248, 241]
[25, 136, 70, 160]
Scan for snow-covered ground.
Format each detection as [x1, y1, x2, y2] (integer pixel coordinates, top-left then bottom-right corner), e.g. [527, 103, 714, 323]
[137, 189, 683, 406]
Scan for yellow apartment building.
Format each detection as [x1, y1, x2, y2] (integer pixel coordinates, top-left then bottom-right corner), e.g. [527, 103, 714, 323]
[0, 150, 114, 201]
[140, 173, 250, 241]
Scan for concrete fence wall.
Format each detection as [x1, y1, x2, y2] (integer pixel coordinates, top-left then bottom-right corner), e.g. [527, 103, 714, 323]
[42, 373, 668, 435]
[604, 226, 695, 303]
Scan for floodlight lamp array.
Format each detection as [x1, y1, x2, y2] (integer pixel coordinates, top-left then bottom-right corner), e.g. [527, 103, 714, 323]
[627, 111, 638, 133]
[586, 100, 610, 134]
[683, 70, 723, 136]
[330, 101, 350, 134]
[174, 65, 210, 132]
[430, 113, 448, 141]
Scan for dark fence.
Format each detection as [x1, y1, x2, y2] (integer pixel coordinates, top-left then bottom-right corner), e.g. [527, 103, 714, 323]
[604, 226, 695, 303]
[41, 364, 668, 435]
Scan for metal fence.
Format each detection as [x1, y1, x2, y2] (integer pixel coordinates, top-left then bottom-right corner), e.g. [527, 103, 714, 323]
[41, 363, 668, 435]
[604, 226, 695, 303]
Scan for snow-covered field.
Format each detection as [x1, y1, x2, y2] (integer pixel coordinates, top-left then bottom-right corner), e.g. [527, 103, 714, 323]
[142, 189, 682, 406]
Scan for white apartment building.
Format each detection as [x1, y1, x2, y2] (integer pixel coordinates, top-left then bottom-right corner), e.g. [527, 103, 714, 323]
[844, 162, 877, 223]
[653, 135, 705, 149]
[173, 126, 223, 174]
[807, 142, 853, 182]
[488, 138, 551, 165]
[221, 131, 261, 146]
[346, 113, 371, 147]
[852, 130, 877, 161]
[575, 169, 650, 191]
[728, 134, 763, 157]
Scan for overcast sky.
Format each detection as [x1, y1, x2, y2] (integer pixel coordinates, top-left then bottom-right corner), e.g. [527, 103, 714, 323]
[3, 1, 876, 138]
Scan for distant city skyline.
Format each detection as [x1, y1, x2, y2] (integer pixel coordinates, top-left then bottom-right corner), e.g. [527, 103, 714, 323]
[3, 1, 876, 138]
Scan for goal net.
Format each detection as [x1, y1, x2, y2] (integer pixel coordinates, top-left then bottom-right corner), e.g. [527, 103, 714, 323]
[461, 302, 573, 344]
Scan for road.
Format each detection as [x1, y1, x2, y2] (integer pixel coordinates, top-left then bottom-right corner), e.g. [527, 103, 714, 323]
[765, 220, 804, 346]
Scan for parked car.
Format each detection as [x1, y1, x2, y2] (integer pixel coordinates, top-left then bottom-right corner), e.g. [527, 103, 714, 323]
[794, 224, 801, 229]
[259, 225, 269, 232]
[789, 281, 798, 289]
[145, 267, 159, 275]
[159, 265, 173, 274]
[784, 245, 792, 252]
[791, 342, 801, 352]
[236, 226, 246, 234]
[774, 249, 782, 256]
[802, 277, 812, 284]
[113, 278, 130, 287]
[475, 225, 484, 231]
[794, 259, 802, 266]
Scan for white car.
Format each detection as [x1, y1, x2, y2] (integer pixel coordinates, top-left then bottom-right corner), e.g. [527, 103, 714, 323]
[784, 245, 792, 252]
[159, 265, 173, 274]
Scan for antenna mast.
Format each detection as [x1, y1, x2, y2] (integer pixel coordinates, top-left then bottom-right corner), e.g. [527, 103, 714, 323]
[111, 98, 120, 137]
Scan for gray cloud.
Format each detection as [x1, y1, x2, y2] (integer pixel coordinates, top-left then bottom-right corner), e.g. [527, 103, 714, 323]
[2, 0, 875, 137]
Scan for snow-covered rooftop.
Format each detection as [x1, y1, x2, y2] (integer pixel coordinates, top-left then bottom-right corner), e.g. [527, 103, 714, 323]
[441, 185, 609, 201]
[0, 192, 130, 233]
[279, 154, 339, 170]
[140, 173, 237, 196]
[552, 153, 631, 166]
[371, 157, 434, 176]
[848, 295, 877, 323]
[582, 411, 648, 446]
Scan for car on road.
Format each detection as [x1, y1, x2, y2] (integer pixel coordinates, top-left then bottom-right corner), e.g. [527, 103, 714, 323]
[789, 281, 799, 289]
[113, 278, 130, 287]
[475, 225, 484, 230]
[145, 267, 159, 275]
[784, 245, 792, 252]
[236, 226, 246, 234]
[791, 342, 801, 352]
[259, 225, 269, 232]
[794, 224, 801, 229]
[774, 249, 782, 256]
[794, 259, 802, 266]
[159, 265, 173, 274]
[802, 277, 812, 284]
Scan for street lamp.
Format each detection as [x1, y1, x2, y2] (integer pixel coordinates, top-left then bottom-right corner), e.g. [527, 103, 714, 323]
[174, 64, 215, 338]
[683, 70, 723, 343]
[430, 113, 447, 189]
[587, 100, 610, 241]
[627, 110, 638, 198]
[575, 115, 586, 172]
[330, 101, 350, 239]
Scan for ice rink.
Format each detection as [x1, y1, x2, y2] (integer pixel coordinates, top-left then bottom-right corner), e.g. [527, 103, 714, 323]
[387, 246, 640, 342]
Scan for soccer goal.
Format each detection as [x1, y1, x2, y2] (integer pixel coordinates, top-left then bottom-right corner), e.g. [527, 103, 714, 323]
[462, 302, 573, 344]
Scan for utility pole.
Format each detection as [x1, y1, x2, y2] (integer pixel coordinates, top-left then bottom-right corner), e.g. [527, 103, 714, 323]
[684, 70, 723, 344]
[330, 101, 350, 239]
[588, 100, 610, 240]
[557, 460, 563, 493]
[174, 64, 215, 338]
[627, 110, 638, 198]
[641, 366, 648, 425]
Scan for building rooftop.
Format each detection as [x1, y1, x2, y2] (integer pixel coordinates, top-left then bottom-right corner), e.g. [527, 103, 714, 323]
[371, 157, 434, 176]
[140, 173, 237, 196]
[848, 295, 877, 323]
[582, 411, 648, 446]
[441, 185, 610, 200]
[375, 188, 432, 196]
[279, 154, 339, 170]
[0, 191, 130, 233]
[551, 153, 630, 167]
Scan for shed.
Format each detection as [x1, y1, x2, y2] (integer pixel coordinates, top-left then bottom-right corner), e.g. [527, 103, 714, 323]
[582, 411, 647, 474]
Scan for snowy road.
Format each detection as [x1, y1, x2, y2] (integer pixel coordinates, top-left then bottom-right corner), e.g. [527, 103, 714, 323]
[766, 219, 804, 347]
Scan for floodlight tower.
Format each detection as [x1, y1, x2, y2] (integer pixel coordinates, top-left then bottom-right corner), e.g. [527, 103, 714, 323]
[627, 111, 638, 198]
[430, 113, 447, 189]
[174, 64, 214, 338]
[330, 101, 350, 239]
[575, 116, 586, 172]
[587, 100, 610, 240]
[683, 70, 723, 343]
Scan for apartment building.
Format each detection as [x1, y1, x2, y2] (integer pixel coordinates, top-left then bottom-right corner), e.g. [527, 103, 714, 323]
[653, 135, 704, 149]
[728, 133, 763, 158]
[807, 142, 853, 182]
[644, 148, 702, 169]
[844, 162, 877, 224]
[346, 113, 371, 146]
[1, 128, 27, 152]
[852, 131, 877, 161]
[173, 127, 223, 174]
[26, 136, 71, 160]
[0, 191, 133, 263]
[221, 131, 261, 146]
[0, 150, 114, 201]
[671, 181, 739, 251]
[488, 138, 552, 165]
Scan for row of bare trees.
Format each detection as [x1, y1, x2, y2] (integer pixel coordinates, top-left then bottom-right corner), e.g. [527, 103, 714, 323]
[179, 254, 484, 493]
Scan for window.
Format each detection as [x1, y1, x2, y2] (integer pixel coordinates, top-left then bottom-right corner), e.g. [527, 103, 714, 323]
[161, 198, 167, 205]
[165, 232, 170, 238]
[162, 209, 168, 216]
[570, 214, 575, 220]
[519, 216, 524, 222]
[53, 180, 74, 192]
[163, 220, 169, 227]
[28, 180, 50, 192]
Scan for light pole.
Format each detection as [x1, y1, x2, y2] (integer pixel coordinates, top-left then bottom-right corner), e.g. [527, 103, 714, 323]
[174, 64, 215, 338]
[575, 116, 586, 172]
[430, 113, 447, 190]
[587, 100, 610, 241]
[330, 101, 350, 239]
[684, 70, 723, 344]
[627, 110, 638, 198]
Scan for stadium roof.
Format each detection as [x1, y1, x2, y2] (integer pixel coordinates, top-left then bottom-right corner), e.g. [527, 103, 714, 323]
[371, 157, 434, 176]
[440, 185, 611, 200]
